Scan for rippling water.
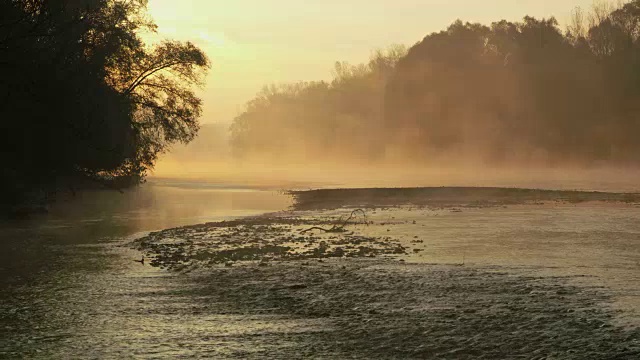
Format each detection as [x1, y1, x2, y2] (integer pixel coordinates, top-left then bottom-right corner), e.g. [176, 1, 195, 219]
[1, 181, 639, 358]
[371, 204, 640, 325]
[0, 183, 291, 358]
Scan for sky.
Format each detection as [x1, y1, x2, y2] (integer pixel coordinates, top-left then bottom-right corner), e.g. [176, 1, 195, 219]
[146, 0, 615, 125]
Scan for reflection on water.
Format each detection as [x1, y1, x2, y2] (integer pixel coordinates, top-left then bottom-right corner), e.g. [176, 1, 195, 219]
[1, 182, 639, 357]
[0, 183, 291, 357]
[48, 180, 292, 232]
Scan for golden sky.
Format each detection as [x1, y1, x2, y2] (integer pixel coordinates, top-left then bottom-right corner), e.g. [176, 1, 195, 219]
[146, 0, 611, 125]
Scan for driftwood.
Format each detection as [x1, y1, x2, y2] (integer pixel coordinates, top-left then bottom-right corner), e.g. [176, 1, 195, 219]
[301, 209, 367, 233]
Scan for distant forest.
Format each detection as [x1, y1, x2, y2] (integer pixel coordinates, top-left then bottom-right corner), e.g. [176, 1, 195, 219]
[231, 1, 640, 166]
[5, 1, 640, 213]
[0, 0, 209, 213]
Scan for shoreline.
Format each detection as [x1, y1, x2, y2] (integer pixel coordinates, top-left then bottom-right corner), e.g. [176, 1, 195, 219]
[289, 186, 640, 211]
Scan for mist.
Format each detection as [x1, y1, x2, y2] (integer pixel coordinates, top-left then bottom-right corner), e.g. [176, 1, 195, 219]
[4, 2, 640, 358]
[154, 2, 640, 191]
[157, 128, 640, 192]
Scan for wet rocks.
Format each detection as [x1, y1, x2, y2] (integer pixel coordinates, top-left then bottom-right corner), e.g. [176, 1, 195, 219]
[132, 211, 407, 270]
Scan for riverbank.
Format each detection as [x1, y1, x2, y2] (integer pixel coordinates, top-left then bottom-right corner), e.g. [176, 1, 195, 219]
[290, 186, 640, 210]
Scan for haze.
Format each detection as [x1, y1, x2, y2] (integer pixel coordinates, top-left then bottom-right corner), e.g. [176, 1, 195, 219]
[148, 0, 640, 191]
[148, 0, 604, 124]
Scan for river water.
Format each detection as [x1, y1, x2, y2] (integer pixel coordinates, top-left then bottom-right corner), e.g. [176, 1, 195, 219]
[0, 182, 291, 358]
[0, 180, 639, 358]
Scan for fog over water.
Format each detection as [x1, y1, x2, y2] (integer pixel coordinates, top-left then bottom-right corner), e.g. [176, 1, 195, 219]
[3, 1, 640, 357]
[148, 2, 640, 193]
[156, 134, 640, 192]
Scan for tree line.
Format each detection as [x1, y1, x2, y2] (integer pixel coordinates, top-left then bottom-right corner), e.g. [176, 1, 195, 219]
[230, 45, 407, 163]
[0, 0, 209, 213]
[231, 1, 640, 166]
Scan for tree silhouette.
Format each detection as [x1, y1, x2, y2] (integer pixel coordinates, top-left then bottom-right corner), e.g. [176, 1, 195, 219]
[0, 0, 209, 213]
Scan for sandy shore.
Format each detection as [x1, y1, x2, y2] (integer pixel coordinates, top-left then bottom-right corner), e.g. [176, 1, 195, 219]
[132, 187, 640, 358]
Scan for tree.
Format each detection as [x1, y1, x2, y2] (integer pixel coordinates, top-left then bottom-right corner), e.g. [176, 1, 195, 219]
[229, 46, 406, 163]
[105, 40, 209, 181]
[0, 0, 209, 212]
[232, 3, 640, 168]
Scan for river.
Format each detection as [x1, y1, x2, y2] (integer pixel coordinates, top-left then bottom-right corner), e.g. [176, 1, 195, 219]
[0, 181, 291, 358]
[1, 179, 639, 358]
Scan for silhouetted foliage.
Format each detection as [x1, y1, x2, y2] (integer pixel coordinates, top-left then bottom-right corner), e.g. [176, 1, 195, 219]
[0, 0, 209, 212]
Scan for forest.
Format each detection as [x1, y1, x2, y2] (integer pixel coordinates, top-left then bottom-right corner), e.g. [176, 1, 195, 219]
[231, 1, 640, 166]
[5, 1, 640, 213]
[0, 0, 209, 213]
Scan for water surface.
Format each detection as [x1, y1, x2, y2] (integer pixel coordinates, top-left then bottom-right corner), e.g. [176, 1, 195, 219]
[0, 182, 290, 357]
[1, 181, 639, 357]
